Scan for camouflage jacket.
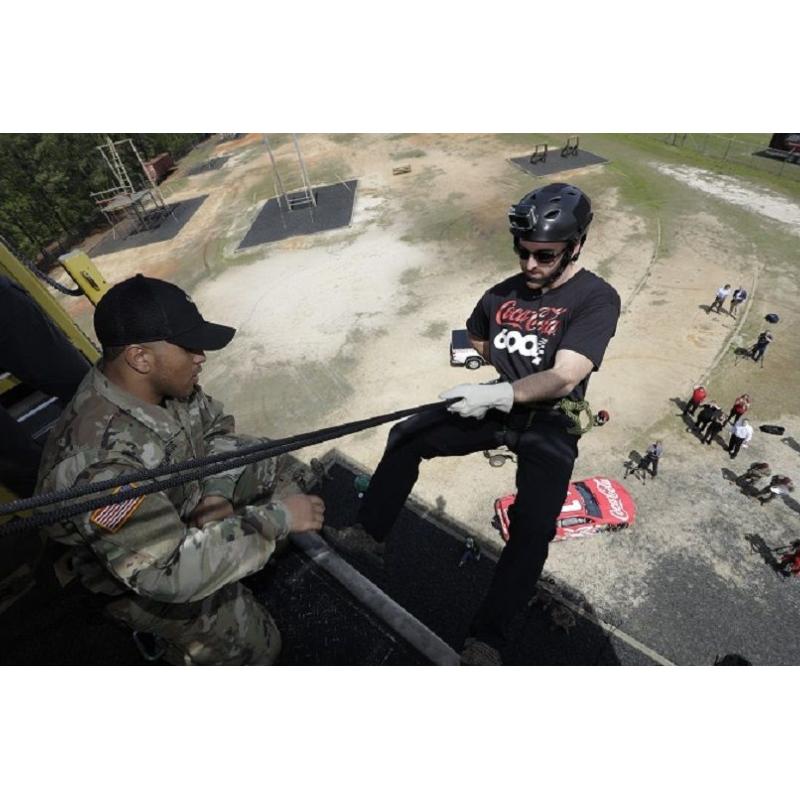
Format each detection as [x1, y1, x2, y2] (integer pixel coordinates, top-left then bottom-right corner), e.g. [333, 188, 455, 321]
[36, 365, 289, 603]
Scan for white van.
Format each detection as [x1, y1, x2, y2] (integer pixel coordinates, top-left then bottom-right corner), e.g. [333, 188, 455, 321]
[449, 329, 486, 370]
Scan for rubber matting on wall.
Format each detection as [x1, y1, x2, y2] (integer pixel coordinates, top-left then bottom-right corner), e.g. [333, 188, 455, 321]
[247, 550, 429, 666]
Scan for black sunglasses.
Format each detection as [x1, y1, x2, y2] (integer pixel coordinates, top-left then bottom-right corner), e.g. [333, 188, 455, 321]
[514, 244, 564, 264]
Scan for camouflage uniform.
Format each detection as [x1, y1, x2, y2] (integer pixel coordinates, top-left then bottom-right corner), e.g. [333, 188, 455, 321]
[36, 365, 294, 665]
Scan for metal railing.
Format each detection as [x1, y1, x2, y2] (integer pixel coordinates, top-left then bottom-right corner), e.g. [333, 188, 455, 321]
[655, 134, 800, 182]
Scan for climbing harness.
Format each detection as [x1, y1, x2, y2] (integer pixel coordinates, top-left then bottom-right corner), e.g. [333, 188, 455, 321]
[524, 398, 595, 436]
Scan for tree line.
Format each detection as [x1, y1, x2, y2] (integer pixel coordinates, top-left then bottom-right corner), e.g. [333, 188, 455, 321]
[0, 133, 205, 264]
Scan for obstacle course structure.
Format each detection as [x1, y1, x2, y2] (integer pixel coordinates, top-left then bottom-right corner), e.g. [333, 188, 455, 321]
[90, 136, 174, 239]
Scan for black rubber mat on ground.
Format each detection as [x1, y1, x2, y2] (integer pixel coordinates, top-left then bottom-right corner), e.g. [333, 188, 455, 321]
[238, 181, 358, 249]
[510, 149, 608, 178]
[186, 156, 230, 176]
[88, 195, 208, 257]
[312, 455, 646, 665]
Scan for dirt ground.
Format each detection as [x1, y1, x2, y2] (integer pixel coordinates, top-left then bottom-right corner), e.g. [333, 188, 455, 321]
[56, 133, 800, 663]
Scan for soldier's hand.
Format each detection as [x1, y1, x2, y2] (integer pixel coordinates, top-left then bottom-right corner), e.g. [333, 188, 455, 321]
[190, 495, 235, 527]
[282, 494, 325, 532]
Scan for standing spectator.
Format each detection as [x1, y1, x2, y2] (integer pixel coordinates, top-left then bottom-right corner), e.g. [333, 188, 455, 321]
[750, 331, 773, 363]
[728, 418, 753, 459]
[694, 401, 720, 435]
[702, 406, 725, 445]
[640, 440, 663, 479]
[709, 284, 731, 313]
[685, 384, 707, 416]
[756, 475, 794, 505]
[724, 393, 750, 426]
[729, 286, 748, 318]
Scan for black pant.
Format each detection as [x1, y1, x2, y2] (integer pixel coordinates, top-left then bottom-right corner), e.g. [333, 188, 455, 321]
[640, 454, 659, 477]
[724, 410, 744, 426]
[709, 297, 725, 313]
[358, 407, 579, 651]
[703, 422, 722, 444]
[686, 400, 698, 415]
[728, 434, 746, 458]
[695, 415, 713, 433]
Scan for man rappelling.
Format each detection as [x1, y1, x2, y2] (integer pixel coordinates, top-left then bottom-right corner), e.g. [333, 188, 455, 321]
[324, 183, 622, 665]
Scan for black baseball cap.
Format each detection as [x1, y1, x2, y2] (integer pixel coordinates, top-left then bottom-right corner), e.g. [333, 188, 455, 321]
[94, 274, 236, 351]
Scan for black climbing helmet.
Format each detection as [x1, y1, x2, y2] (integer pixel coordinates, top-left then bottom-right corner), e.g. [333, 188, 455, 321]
[508, 183, 593, 245]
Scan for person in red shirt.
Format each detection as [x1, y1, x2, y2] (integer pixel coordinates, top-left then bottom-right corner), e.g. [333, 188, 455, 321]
[779, 540, 800, 577]
[685, 385, 707, 416]
[724, 393, 750, 426]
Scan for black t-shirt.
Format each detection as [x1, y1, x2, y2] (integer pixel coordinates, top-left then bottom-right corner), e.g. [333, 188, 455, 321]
[466, 269, 621, 402]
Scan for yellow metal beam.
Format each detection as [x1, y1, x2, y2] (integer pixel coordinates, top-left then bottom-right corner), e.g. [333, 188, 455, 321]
[0, 372, 20, 394]
[59, 250, 110, 306]
[0, 240, 100, 364]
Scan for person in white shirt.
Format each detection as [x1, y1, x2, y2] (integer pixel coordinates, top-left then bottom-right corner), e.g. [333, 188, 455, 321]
[728, 417, 753, 459]
[709, 284, 731, 314]
[729, 286, 748, 318]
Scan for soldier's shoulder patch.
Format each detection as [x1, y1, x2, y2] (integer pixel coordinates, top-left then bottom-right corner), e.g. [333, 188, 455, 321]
[89, 484, 144, 534]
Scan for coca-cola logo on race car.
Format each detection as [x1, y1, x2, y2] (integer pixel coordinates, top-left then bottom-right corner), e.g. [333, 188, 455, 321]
[593, 478, 629, 521]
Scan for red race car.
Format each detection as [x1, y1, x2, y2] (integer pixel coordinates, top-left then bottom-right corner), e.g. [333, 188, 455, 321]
[494, 476, 636, 542]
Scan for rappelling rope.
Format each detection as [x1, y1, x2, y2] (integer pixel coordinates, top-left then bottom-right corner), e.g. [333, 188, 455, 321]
[0, 399, 456, 536]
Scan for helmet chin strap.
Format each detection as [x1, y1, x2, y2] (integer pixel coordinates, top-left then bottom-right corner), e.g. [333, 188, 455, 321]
[540, 241, 576, 288]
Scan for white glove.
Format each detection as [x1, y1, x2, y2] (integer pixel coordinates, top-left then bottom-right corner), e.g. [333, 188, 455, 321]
[439, 382, 515, 420]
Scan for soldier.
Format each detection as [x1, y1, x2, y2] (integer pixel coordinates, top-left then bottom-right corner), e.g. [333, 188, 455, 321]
[36, 274, 325, 665]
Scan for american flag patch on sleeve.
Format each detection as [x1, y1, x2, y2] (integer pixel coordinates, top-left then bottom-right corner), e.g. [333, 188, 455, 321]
[89, 484, 145, 534]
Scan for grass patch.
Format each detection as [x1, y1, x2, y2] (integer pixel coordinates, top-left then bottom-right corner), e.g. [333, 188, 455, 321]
[391, 149, 426, 160]
[613, 134, 800, 200]
[327, 134, 359, 144]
